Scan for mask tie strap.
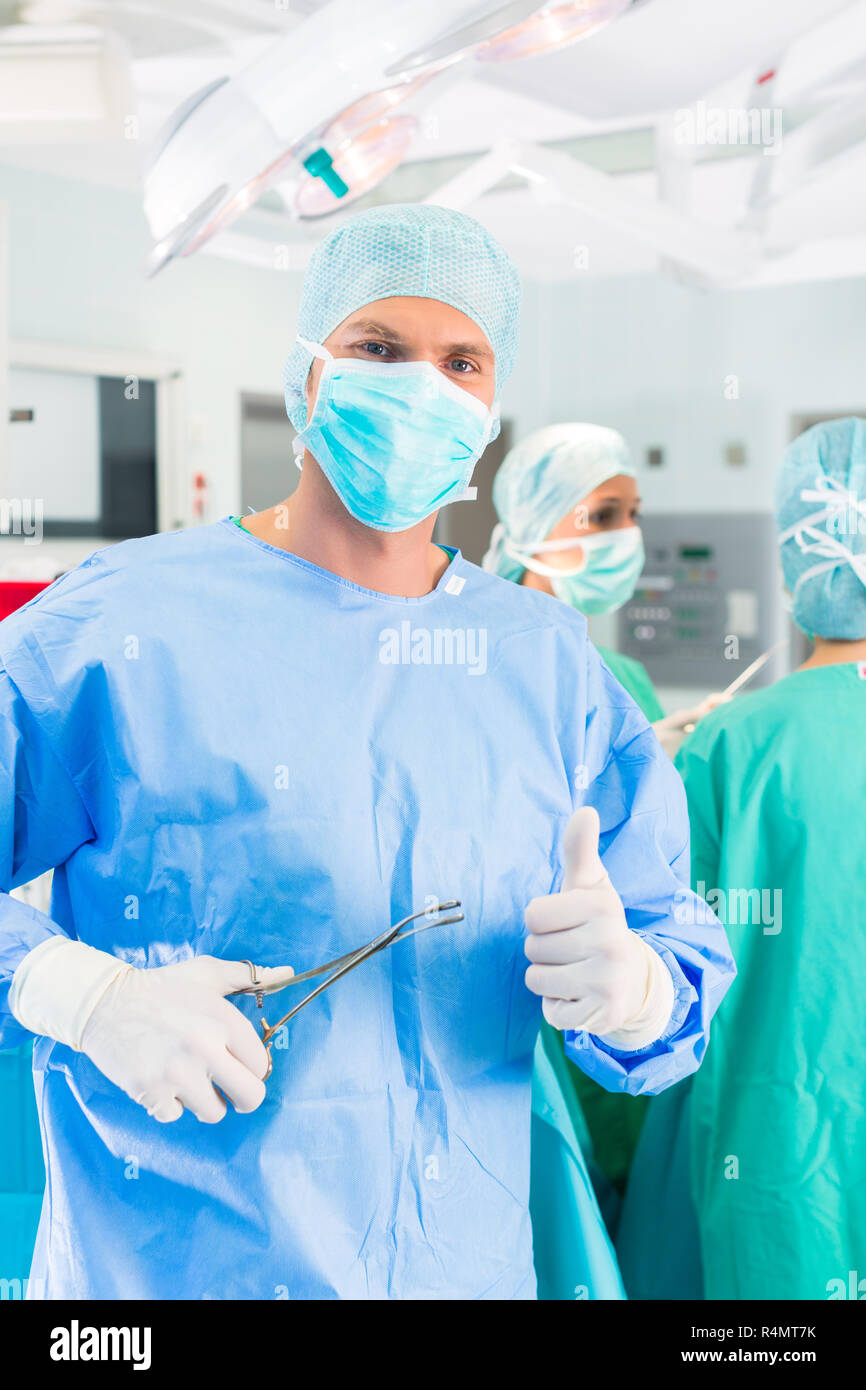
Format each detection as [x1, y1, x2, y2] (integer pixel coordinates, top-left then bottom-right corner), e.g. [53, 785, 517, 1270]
[292, 337, 334, 466]
[778, 477, 866, 593]
[296, 335, 333, 362]
[502, 535, 588, 580]
[778, 476, 866, 546]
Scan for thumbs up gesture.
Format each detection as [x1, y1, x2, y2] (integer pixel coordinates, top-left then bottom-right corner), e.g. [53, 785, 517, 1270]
[524, 807, 674, 1042]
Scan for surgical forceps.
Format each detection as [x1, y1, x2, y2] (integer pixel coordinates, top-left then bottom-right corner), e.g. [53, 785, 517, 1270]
[233, 900, 463, 1078]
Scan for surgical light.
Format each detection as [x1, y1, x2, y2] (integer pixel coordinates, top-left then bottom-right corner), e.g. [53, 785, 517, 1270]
[142, 0, 641, 271]
[166, 71, 430, 253]
[476, 0, 635, 62]
[295, 115, 420, 218]
[180, 148, 304, 258]
[142, 0, 480, 273]
[323, 77, 432, 143]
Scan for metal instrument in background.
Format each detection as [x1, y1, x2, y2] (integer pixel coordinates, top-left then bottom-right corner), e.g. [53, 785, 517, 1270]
[680, 639, 789, 732]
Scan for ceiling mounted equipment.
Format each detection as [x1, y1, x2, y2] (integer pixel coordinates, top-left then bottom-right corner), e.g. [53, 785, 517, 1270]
[141, 0, 643, 272]
[475, 0, 634, 63]
[0, 23, 132, 141]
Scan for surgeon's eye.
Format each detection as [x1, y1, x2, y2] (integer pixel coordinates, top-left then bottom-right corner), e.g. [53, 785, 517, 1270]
[589, 507, 620, 527]
[446, 357, 477, 374]
[358, 340, 397, 359]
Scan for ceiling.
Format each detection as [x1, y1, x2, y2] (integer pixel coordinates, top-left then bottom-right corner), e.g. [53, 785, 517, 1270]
[1, 0, 866, 284]
[0, 0, 623, 185]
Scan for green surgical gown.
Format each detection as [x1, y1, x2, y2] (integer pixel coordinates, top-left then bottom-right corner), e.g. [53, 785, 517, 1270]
[596, 648, 665, 725]
[620, 663, 866, 1299]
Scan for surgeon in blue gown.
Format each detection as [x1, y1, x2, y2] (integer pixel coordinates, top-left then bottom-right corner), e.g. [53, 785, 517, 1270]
[0, 204, 734, 1301]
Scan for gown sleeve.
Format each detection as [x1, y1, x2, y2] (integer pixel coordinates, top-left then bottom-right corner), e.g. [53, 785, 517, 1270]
[561, 642, 736, 1096]
[0, 658, 95, 1049]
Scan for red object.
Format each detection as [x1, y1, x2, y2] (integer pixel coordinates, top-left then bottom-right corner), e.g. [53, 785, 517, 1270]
[0, 580, 53, 621]
[756, 69, 776, 84]
[192, 471, 209, 523]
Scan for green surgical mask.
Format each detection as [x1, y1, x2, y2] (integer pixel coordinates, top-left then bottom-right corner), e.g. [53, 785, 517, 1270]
[509, 527, 645, 615]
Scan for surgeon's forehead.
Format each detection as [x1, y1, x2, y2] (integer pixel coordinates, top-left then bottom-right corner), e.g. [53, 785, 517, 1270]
[332, 297, 494, 358]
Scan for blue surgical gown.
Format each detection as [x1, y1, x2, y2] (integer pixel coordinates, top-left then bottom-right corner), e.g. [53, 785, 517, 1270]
[0, 520, 734, 1300]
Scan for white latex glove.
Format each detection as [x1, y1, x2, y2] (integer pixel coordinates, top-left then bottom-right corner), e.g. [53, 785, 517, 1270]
[524, 807, 675, 1048]
[652, 691, 731, 759]
[10, 937, 295, 1123]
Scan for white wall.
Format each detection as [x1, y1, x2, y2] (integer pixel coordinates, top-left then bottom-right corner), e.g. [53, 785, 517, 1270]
[517, 270, 866, 515]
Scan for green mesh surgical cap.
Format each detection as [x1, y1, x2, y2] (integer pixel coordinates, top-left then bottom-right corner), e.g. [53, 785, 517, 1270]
[282, 203, 521, 431]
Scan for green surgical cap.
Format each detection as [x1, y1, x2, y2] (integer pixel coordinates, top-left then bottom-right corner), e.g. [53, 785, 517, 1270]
[283, 202, 521, 431]
[484, 423, 635, 582]
[775, 417, 866, 640]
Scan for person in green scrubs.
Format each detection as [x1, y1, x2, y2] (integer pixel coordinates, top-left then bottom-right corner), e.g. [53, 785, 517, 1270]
[618, 416, 866, 1299]
[483, 422, 725, 1296]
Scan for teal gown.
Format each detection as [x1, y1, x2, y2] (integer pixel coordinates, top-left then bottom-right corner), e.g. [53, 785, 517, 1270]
[617, 664, 866, 1299]
[0, 1042, 44, 1294]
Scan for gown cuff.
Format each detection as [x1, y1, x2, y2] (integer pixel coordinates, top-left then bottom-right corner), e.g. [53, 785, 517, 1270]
[596, 937, 676, 1051]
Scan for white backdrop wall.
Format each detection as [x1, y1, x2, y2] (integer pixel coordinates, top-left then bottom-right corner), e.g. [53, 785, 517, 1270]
[519, 271, 866, 515]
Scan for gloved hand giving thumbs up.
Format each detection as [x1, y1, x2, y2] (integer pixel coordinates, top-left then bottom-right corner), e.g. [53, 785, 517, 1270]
[524, 807, 675, 1047]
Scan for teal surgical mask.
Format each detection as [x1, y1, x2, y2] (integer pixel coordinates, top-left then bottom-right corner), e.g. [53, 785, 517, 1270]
[291, 338, 497, 533]
[507, 526, 645, 615]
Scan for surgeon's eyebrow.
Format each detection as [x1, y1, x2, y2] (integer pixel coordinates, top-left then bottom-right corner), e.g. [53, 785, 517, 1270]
[342, 318, 407, 344]
[443, 340, 495, 361]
